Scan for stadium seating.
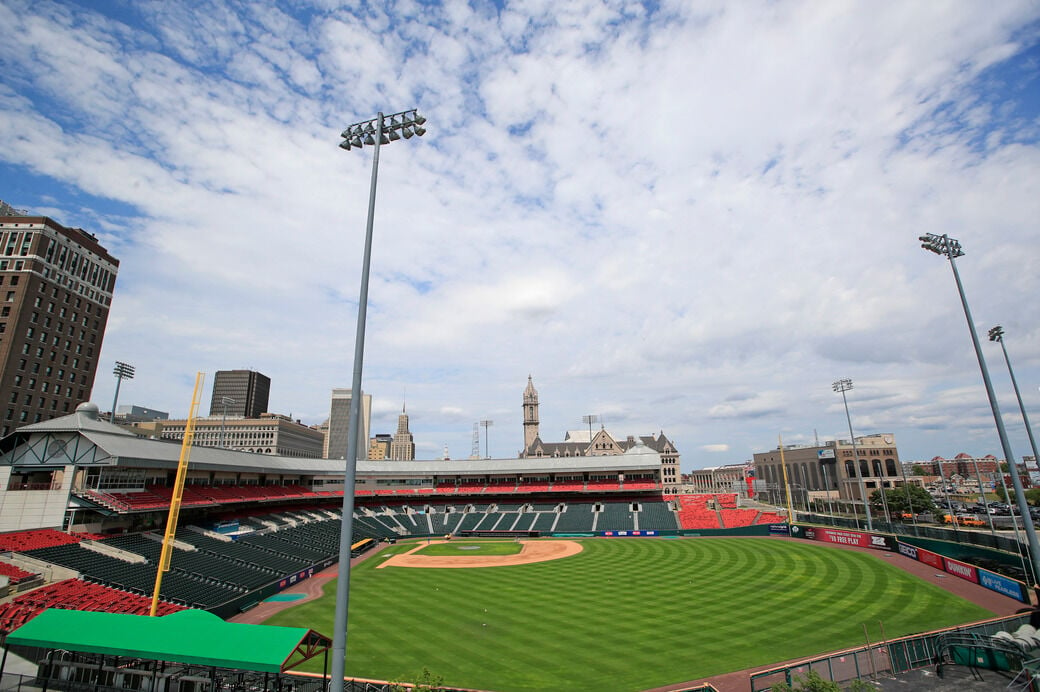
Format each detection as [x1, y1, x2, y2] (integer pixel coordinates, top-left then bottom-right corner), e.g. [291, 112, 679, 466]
[0, 528, 83, 552]
[0, 560, 38, 584]
[676, 495, 721, 529]
[0, 578, 184, 634]
[719, 509, 760, 528]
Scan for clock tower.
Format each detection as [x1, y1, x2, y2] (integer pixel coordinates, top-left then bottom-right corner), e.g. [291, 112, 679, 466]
[523, 375, 539, 452]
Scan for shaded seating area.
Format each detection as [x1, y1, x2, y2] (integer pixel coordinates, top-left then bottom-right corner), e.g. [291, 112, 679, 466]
[637, 501, 681, 530]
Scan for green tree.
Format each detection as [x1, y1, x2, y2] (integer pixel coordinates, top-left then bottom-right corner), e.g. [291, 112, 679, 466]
[910, 464, 926, 476]
[769, 670, 842, 691]
[871, 485, 937, 517]
[391, 668, 444, 692]
[1026, 488, 1040, 507]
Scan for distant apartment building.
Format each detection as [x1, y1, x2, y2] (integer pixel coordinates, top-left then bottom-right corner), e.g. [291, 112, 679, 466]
[686, 463, 748, 494]
[209, 370, 270, 418]
[323, 388, 371, 461]
[154, 412, 323, 458]
[368, 434, 392, 460]
[0, 209, 119, 436]
[752, 433, 911, 502]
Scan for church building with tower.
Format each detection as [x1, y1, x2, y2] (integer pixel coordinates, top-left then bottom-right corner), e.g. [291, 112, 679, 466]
[519, 376, 682, 493]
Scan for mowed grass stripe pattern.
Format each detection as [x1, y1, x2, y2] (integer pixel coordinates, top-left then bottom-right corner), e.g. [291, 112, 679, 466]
[268, 538, 993, 691]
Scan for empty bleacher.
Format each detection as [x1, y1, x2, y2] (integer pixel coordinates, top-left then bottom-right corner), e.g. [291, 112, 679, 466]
[636, 501, 680, 531]
[0, 578, 183, 634]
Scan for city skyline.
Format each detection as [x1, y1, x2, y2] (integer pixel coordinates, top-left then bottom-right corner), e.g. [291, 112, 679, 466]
[0, 2, 1037, 469]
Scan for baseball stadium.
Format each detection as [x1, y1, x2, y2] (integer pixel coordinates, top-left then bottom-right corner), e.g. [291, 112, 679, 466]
[0, 403, 1036, 691]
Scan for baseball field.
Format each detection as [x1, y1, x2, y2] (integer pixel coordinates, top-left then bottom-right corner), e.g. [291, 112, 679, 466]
[265, 537, 995, 691]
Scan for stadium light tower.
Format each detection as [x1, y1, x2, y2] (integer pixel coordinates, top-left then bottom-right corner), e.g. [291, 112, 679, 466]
[110, 361, 135, 423]
[833, 378, 872, 531]
[920, 233, 1040, 585]
[480, 419, 494, 458]
[330, 109, 425, 690]
[218, 396, 236, 448]
[989, 326, 1040, 473]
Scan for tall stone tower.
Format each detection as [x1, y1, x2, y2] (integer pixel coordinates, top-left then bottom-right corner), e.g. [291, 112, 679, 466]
[523, 375, 539, 451]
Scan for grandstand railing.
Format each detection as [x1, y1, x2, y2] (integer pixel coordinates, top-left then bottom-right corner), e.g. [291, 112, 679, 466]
[748, 612, 1031, 691]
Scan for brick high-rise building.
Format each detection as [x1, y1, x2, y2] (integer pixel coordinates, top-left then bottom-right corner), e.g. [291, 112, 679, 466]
[209, 370, 270, 418]
[0, 210, 119, 436]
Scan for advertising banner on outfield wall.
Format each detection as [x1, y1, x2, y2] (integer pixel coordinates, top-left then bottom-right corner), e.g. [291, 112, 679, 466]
[602, 530, 658, 537]
[942, 556, 979, 584]
[896, 541, 1028, 603]
[789, 525, 894, 551]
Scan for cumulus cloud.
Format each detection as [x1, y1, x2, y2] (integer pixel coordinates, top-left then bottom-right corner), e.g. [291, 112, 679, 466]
[0, 0, 1038, 469]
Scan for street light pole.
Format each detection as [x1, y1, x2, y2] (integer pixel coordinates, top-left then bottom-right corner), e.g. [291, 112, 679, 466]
[989, 326, 1040, 473]
[329, 109, 425, 690]
[833, 378, 873, 531]
[219, 396, 236, 448]
[920, 233, 1040, 586]
[110, 361, 135, 423]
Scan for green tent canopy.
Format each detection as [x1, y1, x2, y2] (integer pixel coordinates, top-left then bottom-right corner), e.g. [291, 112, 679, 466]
[5, 609, 330, 673]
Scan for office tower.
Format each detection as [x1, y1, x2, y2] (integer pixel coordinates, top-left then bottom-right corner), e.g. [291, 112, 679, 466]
[209, 370, 270, 418]
[323, 388, 371, 461]
[0, 210, 119, 436]
[390, 405, 415, 460]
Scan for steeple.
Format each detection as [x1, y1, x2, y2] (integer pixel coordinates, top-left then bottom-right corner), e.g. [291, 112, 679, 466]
[523, 375, 540, 453]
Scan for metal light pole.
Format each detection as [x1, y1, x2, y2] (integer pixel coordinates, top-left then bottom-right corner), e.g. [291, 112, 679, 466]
[480, 419, 494, 459]
[330, 108, 425, 690]
[110, 361, 135, 423]
[989, 326, 1040, 472]
[872, 459, 892, 527]
[833, 378, 873, 531]
[898, 460, 918, 534]
[219, 396, 236, 448]
[920, 233, 1040, 586]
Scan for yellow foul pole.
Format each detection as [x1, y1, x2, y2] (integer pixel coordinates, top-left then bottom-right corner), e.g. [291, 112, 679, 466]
[150, 372, 205, 616]
[779, 434, 794, 524]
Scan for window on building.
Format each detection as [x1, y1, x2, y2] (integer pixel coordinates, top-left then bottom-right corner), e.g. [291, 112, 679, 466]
[9, 276, 17, 286]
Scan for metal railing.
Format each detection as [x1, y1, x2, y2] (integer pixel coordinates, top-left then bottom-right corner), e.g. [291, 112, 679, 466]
[750, 613, 1031, 690]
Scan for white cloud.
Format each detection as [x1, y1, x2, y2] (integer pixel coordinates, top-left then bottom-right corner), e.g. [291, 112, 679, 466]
[0, 0, 1037, 470]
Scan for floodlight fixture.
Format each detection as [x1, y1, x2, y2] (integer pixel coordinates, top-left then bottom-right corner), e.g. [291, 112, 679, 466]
[330, 108, 426, 689]
[832, 377, 872, 531]
[920, 234, 1040, 585]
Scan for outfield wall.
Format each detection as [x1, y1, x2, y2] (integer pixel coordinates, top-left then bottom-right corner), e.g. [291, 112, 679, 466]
[791, 524, 1030, 604]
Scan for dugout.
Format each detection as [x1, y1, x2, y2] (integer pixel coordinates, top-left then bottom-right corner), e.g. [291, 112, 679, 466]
[1, 608, 331, 692]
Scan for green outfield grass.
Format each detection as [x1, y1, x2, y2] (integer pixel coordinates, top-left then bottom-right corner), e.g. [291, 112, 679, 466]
[412, 540, 524, 556]
[267, 538, 994, 691]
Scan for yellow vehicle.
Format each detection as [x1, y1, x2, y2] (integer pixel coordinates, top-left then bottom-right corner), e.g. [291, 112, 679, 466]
[943, 514, 985, 527]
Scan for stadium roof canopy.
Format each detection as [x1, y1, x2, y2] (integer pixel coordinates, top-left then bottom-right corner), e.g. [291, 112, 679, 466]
[4, 608, 330, 673]
[0, 403, 661, 477]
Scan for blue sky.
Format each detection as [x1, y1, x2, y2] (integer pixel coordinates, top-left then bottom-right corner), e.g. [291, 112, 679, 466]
[1, 1, 1039, 470]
